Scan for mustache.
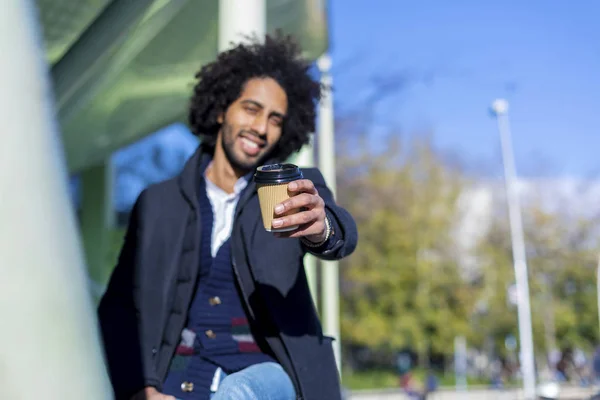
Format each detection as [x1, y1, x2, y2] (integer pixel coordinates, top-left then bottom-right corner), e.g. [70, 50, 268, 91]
[239, 130, 267, 144]
[240, 130, 263, 138]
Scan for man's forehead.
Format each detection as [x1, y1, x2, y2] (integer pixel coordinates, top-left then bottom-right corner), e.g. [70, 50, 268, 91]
[243, 77, 284, 93]
[237, 78, 287, 112]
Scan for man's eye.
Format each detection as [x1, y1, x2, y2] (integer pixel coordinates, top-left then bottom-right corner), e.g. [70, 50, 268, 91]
[270, 117, 282, 127]
[245, 107, 258, 114]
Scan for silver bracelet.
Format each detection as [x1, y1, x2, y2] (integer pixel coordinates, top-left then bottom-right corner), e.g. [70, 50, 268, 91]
[301, 215, 332, 248]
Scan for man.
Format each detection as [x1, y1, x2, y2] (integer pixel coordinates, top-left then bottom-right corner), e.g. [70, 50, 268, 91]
[98, 33, 358, 400]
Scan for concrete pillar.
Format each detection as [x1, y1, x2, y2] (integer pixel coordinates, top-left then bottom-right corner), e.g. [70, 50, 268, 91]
[0, 0, 112, 398]
[219, 0, 266, 51]
[80, 161, 115, 299]
[317, 53, 342, 373]
[292, 142, 319, 307]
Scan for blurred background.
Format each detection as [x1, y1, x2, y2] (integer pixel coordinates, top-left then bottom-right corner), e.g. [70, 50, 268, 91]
[3, 0, 600, 399]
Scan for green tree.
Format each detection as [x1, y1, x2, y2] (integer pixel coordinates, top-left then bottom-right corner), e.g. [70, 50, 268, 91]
[338, 135, 473, 366]
[474, 186, 600, 360]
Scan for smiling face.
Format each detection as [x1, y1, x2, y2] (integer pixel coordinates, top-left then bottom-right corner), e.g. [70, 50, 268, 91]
[217, 77, 288, 173]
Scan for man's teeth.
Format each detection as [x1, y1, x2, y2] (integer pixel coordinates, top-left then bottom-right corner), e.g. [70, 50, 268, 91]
[242, 138, 259, 149]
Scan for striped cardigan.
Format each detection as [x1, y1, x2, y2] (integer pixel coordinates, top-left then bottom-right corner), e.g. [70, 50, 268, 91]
[162, 179, 274, 399]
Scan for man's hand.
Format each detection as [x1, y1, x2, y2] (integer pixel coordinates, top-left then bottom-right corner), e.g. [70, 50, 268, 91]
[272, 179, 328, 243]
[131, 386, 176, 400]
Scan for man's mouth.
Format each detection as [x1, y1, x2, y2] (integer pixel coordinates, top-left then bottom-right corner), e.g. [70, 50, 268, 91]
[240, 136, 263, 156]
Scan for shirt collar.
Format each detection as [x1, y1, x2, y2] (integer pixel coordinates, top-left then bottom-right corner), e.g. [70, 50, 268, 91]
[203, 162, 250, 197]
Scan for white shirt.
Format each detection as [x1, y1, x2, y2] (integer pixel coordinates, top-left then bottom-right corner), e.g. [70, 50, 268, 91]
[204, 171, 249, 257]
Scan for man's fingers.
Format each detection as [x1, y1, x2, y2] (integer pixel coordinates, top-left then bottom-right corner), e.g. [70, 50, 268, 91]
[272, 209, 322, 230]
[275, 193, 323, 215]
[287, 179, 318, 195]
[271, 179, 326, 238]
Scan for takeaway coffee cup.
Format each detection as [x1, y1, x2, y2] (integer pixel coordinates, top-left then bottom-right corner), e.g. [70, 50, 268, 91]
[254, 163, 303, 232]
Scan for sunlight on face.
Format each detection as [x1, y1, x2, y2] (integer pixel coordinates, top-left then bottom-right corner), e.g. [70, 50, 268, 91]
[218, 78, 288, 172]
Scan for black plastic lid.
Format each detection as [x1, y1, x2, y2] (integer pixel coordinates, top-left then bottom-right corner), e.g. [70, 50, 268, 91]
[253, 163, 303, 184]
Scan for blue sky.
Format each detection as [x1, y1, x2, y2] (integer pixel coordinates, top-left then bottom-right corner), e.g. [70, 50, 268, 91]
[329, 0, 600, 178]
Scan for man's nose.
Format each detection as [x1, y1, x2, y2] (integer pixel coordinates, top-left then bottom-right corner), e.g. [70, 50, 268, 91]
[250, 115, 268, 136]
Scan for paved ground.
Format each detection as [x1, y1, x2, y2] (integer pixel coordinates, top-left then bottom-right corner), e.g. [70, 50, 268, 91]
[348, 386, 599, 400]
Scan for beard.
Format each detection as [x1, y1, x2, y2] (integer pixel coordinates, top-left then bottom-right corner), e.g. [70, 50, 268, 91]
[220, 123, 272, 173]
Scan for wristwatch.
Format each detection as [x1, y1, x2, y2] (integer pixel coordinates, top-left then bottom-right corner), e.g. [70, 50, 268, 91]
[301, 214, 333, 247]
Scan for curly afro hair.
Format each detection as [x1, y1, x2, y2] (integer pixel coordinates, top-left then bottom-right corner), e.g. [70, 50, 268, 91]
[188, 32, 322, 162]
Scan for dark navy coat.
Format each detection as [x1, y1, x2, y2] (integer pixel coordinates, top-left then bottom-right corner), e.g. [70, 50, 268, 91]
[98, 148, 358, 400]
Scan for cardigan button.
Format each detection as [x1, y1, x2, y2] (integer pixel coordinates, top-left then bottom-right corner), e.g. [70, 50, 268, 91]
[209, 296, 222, 306]
[205, 330, 217, 339]
[181, 381, 194, 392]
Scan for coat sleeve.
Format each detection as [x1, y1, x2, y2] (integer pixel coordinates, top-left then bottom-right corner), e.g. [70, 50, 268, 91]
[301, 168, 358, 261]
[97, 190, 161, 399]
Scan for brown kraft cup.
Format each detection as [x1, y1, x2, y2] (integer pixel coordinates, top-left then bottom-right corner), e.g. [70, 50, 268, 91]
[254, 163, 303, 232]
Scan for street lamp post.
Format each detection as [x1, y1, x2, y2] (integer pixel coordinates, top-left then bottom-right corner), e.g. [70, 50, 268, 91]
[491, 99, 536, 399]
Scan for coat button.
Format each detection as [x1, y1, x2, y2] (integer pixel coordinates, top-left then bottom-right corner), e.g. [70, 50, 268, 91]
[209, 296, 221, 306]
[151, 347, 157, 355]
[205, 330, 216, 339]
[181, 381, 194, 392]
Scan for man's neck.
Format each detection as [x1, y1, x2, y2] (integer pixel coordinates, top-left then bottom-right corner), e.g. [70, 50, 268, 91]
[205, 149, 247, 194]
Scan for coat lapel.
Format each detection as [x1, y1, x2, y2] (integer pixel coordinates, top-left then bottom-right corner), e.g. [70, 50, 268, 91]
[177, 146, 211, 210]
[235, 180, 257, 219]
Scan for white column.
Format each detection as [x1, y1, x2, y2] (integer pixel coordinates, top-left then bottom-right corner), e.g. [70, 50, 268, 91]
[293, 142, 319, 305]
[317, 54, 342, 373]
[0, 1, 112, 399]
[491, 99, 536, 399]
[219, 0, 266, 51]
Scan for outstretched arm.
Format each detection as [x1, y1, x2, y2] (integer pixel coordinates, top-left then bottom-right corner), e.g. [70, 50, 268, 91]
[270, 168, 358, 260]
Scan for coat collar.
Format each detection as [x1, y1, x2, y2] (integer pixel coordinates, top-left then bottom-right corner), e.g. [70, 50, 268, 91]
[177, 146, 210, 210]
[177, 146, 274, 212]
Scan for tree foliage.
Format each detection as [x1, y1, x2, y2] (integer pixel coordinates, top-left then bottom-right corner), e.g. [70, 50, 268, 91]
[338, 135, 473, 356]
[337, 133, 600, 367]
[474, 189, 600, 357]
